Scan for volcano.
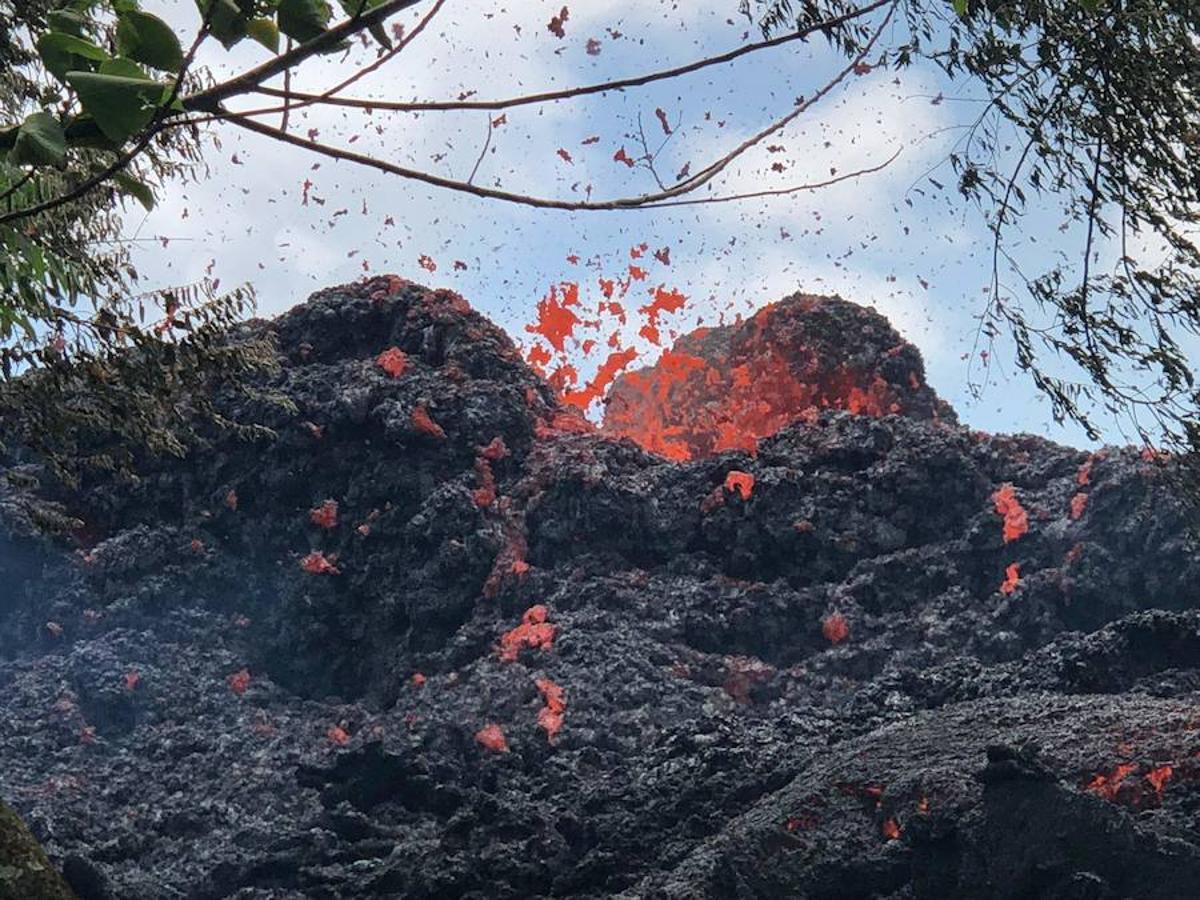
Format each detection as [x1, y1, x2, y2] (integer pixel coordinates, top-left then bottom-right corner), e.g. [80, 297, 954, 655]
[2, 277, 1200, 899]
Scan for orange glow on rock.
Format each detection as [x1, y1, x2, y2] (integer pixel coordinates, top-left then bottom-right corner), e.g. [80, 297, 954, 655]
[1076, 457, 1094, 485]
[992, 484, 1029, 544]
[498, 605, 557, 662]
[822, 612, 850, 644]
[411, 405, 446, 439]
[479, 436, 509, 461]
[310, 499, 338, 530]
[535, 677, 566, 741]
[1086, 762, 1138, 801]
[1069, 492, 1089, 520]
[473, 459, 497, 509]
[301, 551, 339, 575]
[227, 668, 251, 695]
[1146, 765, 1173, 798]
[999, 562, 1021, 595]
[326, 725, 351, 747]
[882, 817, 902, 840]
[602, 298, 933, 461]
[376, 347, 408, 378]
[475, 723, 510, 753]
[724, 470, 755, 500]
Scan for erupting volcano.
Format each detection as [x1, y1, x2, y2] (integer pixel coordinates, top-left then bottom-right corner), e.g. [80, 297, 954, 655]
[2, 277, 1200, 899]
[601, 293, 954, 459]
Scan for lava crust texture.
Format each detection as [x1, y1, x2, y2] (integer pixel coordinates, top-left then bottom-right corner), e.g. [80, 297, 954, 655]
[2, 277, 1199, 899]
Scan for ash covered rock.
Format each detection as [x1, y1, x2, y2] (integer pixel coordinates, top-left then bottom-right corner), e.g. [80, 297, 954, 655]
[601, 292, 955, 460]
[0, 277, 1198, 899]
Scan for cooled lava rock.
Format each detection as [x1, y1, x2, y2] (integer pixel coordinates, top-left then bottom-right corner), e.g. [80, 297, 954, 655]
[1, 276, 1198, 899]
[601, 293, 955, 460]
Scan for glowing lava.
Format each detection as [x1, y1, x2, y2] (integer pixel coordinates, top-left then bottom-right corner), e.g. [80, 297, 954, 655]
[601, 295, 950, 460]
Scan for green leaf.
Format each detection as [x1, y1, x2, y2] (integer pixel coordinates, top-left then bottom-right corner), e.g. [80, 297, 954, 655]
[278, 0, 331, 43]
[368, 21, 392, 50]
[10, 112, 67, 167]
[195, 0, 249, 49]
[47, 9, 87, 36]
[246, 17, 280, 52]
[100, 57, 149, 78]
[116, 10, 184, 72]
[113, 171, 156, 211]
[952, 0, 968, 15]
[64, 71, 167, 144]
[37, 32, 110, 80]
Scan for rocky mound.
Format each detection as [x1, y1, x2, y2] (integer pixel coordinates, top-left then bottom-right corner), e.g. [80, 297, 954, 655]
[1, 277, 1198, 899]
[601, 293, 955, 460]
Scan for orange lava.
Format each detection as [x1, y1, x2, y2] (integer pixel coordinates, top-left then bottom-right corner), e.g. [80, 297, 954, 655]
[822, 612, 850, 645]
[301, 551, 339, 575]
[227, 668, 251, 695]
[603, 303, 906, 460]
[526, 282, 582, 352]
[498, 605, 556, 662]
[1076, 457, 1094, 485]
[1069, 492, 1089, 520]
[561, 347, 639, 411]
[724, 470, 755, 500]
[327, 725, 351, 746]
[1146, 765, 1174, 798]
[992, 484, 1029, 543]
[473, 458, 497, 509]
[882, 817, 902, 840]
[1086, 762, 1138, 801]
[475, 723, 510, 753]
[535, 678, 566, 741]
[999, 562, 1021, 595]
[376, 346, 408, 378]
[310, 499, 338, 530]
[411, 405, 446, 439]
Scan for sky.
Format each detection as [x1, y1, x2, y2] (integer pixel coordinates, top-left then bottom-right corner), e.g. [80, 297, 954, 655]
[124, 0, 1115, 447]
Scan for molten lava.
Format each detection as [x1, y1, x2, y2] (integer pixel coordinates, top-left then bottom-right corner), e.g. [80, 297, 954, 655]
[602, 295, 949, 460]
[498, 605, 557, 662]
[992, 484, 1029, 544]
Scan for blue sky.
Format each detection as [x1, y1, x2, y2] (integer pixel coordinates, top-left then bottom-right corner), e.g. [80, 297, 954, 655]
[126, 0, 1116, 447]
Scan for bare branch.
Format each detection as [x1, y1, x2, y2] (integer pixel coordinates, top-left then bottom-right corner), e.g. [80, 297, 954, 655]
[216, 4, 895, 213]
[639, 147, 901, 209]
[467, 115, 494, 186]
[244, 0, 892, 117]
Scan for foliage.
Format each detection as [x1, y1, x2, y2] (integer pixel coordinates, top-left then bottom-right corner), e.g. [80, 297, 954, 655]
[0, 0, 289, 480]
[742, 0, 1200, 454]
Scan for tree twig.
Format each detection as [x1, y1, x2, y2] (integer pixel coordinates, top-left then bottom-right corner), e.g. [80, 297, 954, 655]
[242, 0, 892, 117]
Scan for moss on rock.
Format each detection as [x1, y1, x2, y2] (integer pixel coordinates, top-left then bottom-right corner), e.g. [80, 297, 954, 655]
[0, 801, 75, 900]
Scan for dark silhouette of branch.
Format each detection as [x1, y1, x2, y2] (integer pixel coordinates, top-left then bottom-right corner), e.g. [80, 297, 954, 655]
[242, 0, 892, 118]
[186, 0, 426, 112]
[220, 7, 893, 213]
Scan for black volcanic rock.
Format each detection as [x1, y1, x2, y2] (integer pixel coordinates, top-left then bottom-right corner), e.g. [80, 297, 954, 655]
[0, 277, 1198, 899]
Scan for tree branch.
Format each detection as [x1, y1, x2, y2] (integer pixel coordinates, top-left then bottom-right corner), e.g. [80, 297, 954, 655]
[220, 7, 893, 214]
[186, 0, 426, 112]
[242, 0, 892, 118]
[0, 9, 215, 227]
